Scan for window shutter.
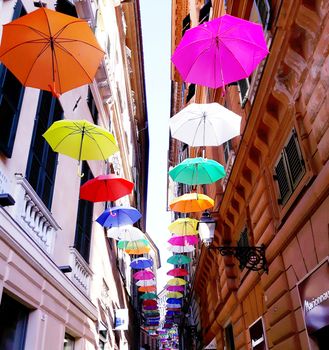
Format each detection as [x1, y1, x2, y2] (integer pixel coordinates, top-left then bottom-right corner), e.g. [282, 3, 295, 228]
[274, 156, 292, 205]
[237, 78, 250, 108]
[284, 132, 305, 188]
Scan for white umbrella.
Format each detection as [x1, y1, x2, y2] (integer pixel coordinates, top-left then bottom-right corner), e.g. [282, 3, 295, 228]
[169, 103, 241, 147]
[167, 245, 195, 253]
[136, 279, 157, 287]
[107, 226, 145, 241]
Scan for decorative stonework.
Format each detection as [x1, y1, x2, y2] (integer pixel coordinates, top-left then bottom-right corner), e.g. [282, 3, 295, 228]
[15, 175, 60, 255]
[69, 247, 93, 295]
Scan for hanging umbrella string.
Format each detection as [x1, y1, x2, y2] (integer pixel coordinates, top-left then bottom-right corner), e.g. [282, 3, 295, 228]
[77, 125, 85, 177]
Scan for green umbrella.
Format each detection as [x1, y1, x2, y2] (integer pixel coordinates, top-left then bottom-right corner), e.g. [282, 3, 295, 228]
[169, 157, 226, 185]
[140, 293, 157, 300]
[167, 254, 191, 265]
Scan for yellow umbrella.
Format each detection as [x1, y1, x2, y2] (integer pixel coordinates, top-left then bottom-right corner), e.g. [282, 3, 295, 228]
[167, 292, 183, 299]
[168, 218, 199, 235]
[167, 278, 187, 286]
[169, 193, 214, 213]
[43, 120, 119, 176]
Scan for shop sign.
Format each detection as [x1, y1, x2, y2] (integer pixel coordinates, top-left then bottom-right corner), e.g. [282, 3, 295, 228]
[249, 317, 267, 350]
[114, 308, 129, 330]
[298, 260, 329, 334]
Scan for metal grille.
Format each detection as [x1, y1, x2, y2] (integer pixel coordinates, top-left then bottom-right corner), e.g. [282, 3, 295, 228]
[238, 78, 250, 107]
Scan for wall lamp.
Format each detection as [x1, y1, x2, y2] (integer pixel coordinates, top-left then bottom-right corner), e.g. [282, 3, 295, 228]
[198, 211, 268, 273]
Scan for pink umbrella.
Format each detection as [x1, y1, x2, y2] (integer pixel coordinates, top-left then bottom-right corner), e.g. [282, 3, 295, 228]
[172, 14, 269, 89]
[133, 269, 155, 280]
[168, 235, 199, 246]
[166, 285, 185, 292]
[167, 268, 188, 277]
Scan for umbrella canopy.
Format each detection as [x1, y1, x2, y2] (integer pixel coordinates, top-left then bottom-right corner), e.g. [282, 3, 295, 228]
[43, 120, 118, 175]
[167, 278, 187, 286]
[168, 245, 195, 253]
[167, 298, 182, 304]
[167, 254, 191, 265]
[133, 269, 155, 280]
[0, 7, 104, 96]
[171, 14, 269, 89]
[167, 268, 188, 277]
[118, 239, 150, 255]
[169, 157, 226, 185]
[80, 174, 134, 202]
[169, 193, 214, 213]
[169, 103, 241, 147]
[166, 285, 185, 292]
[130, 258, 153, 270]
[166, 292, 183, 299]
[143, 305, 158, 310]
[168, 235, 199, 246]
[136, 279, 156, 287]
[166, 304, 181, 309]
[140, 293, 157, 300]
[168, 218, 199, 236]
[142, 300, 157, 307]
[108, 226, 145, 241]
[143, 311, 160, 316]
[138, 286, 157, 292]
[96, 206, 142, 228]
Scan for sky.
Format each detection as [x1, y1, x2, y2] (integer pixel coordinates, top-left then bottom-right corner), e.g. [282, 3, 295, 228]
[139, 0, 173, 291]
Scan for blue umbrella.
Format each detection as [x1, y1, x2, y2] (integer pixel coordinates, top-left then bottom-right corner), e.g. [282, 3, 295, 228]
[96, 206, 141, 228]
[130, 257, 153, 269]
[167, 298, 182, 304]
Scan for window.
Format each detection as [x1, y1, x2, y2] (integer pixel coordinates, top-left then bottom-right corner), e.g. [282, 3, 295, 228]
[182, 14, 191, 36]
[225, 324, 236, 350]
[186, 84, 196, 103]
[274, 130, 305, 206]
[0, 1, 26, 158]
[199, 0, 212, 24]
[87, 87, 99, 124]
[237, 78, 250, 108]
[56, 0, 78, 17]
[223, 140, 233, 163]
[63, 333, 75, 350]
[26, 91, 63, 210]
[0, 293, 29, 350]
[254, 0, 271, 30]
[74, 161, 94, 262]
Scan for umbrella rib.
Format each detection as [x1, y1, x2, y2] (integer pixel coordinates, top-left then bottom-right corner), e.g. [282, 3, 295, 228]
[4, 23, 49, 39]
[0, 38, 49, 58]
[53, 41, 96, 82]
[83, 129, 112, 161]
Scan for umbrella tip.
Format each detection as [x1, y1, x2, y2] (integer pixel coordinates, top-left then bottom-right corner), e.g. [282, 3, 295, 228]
[48, 83, 60, 99]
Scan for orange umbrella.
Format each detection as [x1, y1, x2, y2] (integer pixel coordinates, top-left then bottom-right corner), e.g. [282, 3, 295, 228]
[138, 286, 157, 293]
[0, 7, 104, 96]
[169, 193, 214, 213]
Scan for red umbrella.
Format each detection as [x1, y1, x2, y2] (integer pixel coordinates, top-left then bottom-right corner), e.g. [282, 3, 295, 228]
[80, 174, 134, 202]
[143, 300, 157, 307]
[167, 268, 188, 277]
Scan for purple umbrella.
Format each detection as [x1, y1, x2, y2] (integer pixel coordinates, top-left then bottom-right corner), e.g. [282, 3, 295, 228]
[172, 14, 269, 89]
[166, 285, 185, 292]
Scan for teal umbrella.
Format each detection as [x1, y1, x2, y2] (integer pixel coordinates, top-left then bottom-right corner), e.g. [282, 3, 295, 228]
[140, 293, 157, 300]
[167, 254, 191, 265]
[169, 157, 226, 185]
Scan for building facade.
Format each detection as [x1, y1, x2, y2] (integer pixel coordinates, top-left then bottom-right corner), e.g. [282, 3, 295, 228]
[170, 0, 329, 349]
[0, 0, 149, 349]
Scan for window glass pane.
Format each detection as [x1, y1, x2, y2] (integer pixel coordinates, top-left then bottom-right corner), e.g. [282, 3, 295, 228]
[0, 293, 29, 350]
[63, 333, 75, 350]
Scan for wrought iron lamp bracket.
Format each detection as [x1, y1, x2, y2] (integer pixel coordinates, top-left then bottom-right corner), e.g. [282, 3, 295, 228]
[208, 244, 268, 273]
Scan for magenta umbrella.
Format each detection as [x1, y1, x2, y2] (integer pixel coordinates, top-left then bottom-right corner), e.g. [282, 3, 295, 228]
[172, 14, 269, 88]
[133, 269, 155, 280]
[168, 235, 199, 246]
[167, 268, 188, 277]
[166, 285, 185, 292]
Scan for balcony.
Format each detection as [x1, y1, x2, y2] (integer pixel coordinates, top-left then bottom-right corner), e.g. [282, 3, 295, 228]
[69, 247, 93, 295]
[15, 175, 60, 255]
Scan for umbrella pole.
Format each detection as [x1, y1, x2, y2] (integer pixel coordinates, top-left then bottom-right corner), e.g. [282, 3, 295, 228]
[77, 126, 85, 177]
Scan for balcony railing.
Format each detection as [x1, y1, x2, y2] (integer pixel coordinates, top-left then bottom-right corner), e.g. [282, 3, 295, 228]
[15, 175, 60, 255]
[69, 247, 93, 295]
